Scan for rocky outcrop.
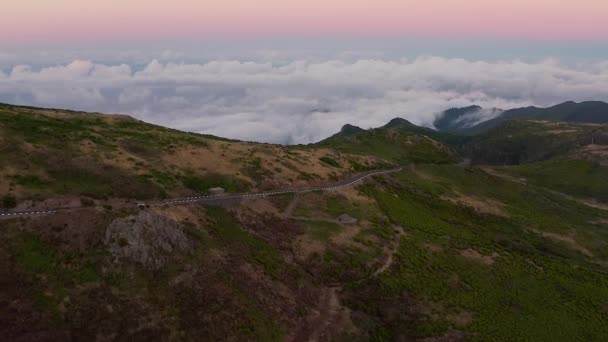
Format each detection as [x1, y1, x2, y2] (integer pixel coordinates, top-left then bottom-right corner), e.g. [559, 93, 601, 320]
[104, 211, 192, 270]
[337, 214, 357, 225]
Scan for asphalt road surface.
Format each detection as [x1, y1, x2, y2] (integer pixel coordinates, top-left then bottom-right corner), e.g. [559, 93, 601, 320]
[0, 167, 402, 219]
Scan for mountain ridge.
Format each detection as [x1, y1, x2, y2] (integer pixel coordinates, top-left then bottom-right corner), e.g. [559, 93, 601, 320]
[434, 100, 608, 135]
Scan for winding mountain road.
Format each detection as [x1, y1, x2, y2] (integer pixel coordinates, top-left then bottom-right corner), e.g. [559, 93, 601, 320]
[0, 167, 402, 219]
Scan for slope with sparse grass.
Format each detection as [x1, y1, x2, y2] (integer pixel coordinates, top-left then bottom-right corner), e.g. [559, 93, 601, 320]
[0, 103, 382, 207]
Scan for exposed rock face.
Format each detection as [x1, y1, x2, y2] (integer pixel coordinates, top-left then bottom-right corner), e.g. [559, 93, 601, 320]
[104, 211, 192, 270]
[337, 214, 357, 225]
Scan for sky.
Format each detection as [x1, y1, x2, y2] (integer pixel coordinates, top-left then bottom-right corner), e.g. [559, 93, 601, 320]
[1, 1, 608, 143]
[3, 1, 608, 43]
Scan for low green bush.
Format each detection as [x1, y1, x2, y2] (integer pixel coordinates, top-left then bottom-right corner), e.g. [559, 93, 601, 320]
[182, 173, 249, 193]
[319, 156, 341, 168]
[1, 194, 16, 208]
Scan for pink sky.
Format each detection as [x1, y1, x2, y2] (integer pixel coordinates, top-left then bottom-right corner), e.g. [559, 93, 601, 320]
[2, 0, 608, 44]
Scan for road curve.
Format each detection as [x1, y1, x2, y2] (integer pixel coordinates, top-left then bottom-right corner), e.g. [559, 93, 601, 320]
[1, 167, 402, 218]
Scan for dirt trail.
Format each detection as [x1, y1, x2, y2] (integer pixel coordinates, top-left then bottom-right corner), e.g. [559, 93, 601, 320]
[288, 287, 343, 342]
[373, 253, 394, 277]
[289, 225, 405, 341]
[480, 165, 608, 212]
[288, 216, 341, 224]
[283, 194, 300, 217]
[480, 167, 527, 185]
[289, 224, 405, 341]
[372, 225, 404, 277]
[306, 287, 342, 342]
[545, 189, 608, 211]
[481, 166, 608, 211]
[534, 229, 594, 257]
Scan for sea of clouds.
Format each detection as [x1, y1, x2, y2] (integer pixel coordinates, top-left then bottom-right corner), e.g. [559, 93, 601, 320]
[1, 57, 607, 143]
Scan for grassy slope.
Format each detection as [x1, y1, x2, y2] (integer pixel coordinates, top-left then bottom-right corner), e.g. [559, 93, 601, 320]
[459, 119, 608, 165]
[0, 104, 380, 205]
[342, 165, 608, 340]
[318, 126, 459, 165]
[505, 159, 608, 203]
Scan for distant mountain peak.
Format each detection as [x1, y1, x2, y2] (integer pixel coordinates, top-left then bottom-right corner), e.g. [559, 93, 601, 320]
[339, 124, 364, 135]
[559, 100, 577, 105]
[383, 117, 416, 128]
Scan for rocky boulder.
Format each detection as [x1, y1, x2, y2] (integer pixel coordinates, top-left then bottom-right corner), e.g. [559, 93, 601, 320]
[104, 211, 193, 270]
[208, 187, 226, 196]
[337, 214, 357, 225]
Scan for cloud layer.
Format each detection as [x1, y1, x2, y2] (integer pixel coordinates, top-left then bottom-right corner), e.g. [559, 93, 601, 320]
[2, 57, 608, 143]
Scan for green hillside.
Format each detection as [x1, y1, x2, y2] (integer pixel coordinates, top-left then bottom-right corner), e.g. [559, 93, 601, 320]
[2, 104, 608, 341]
[318, 119, 460, 165]
[505, 159, 608, 202]
[458, 119, 608, 164]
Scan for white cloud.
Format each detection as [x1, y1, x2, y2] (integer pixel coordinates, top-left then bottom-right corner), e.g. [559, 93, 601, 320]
[118, 87, 152, 105]
[1, 57, 607, 143]
[30, 86, 105, 106]
[450, 108, 505, 128]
